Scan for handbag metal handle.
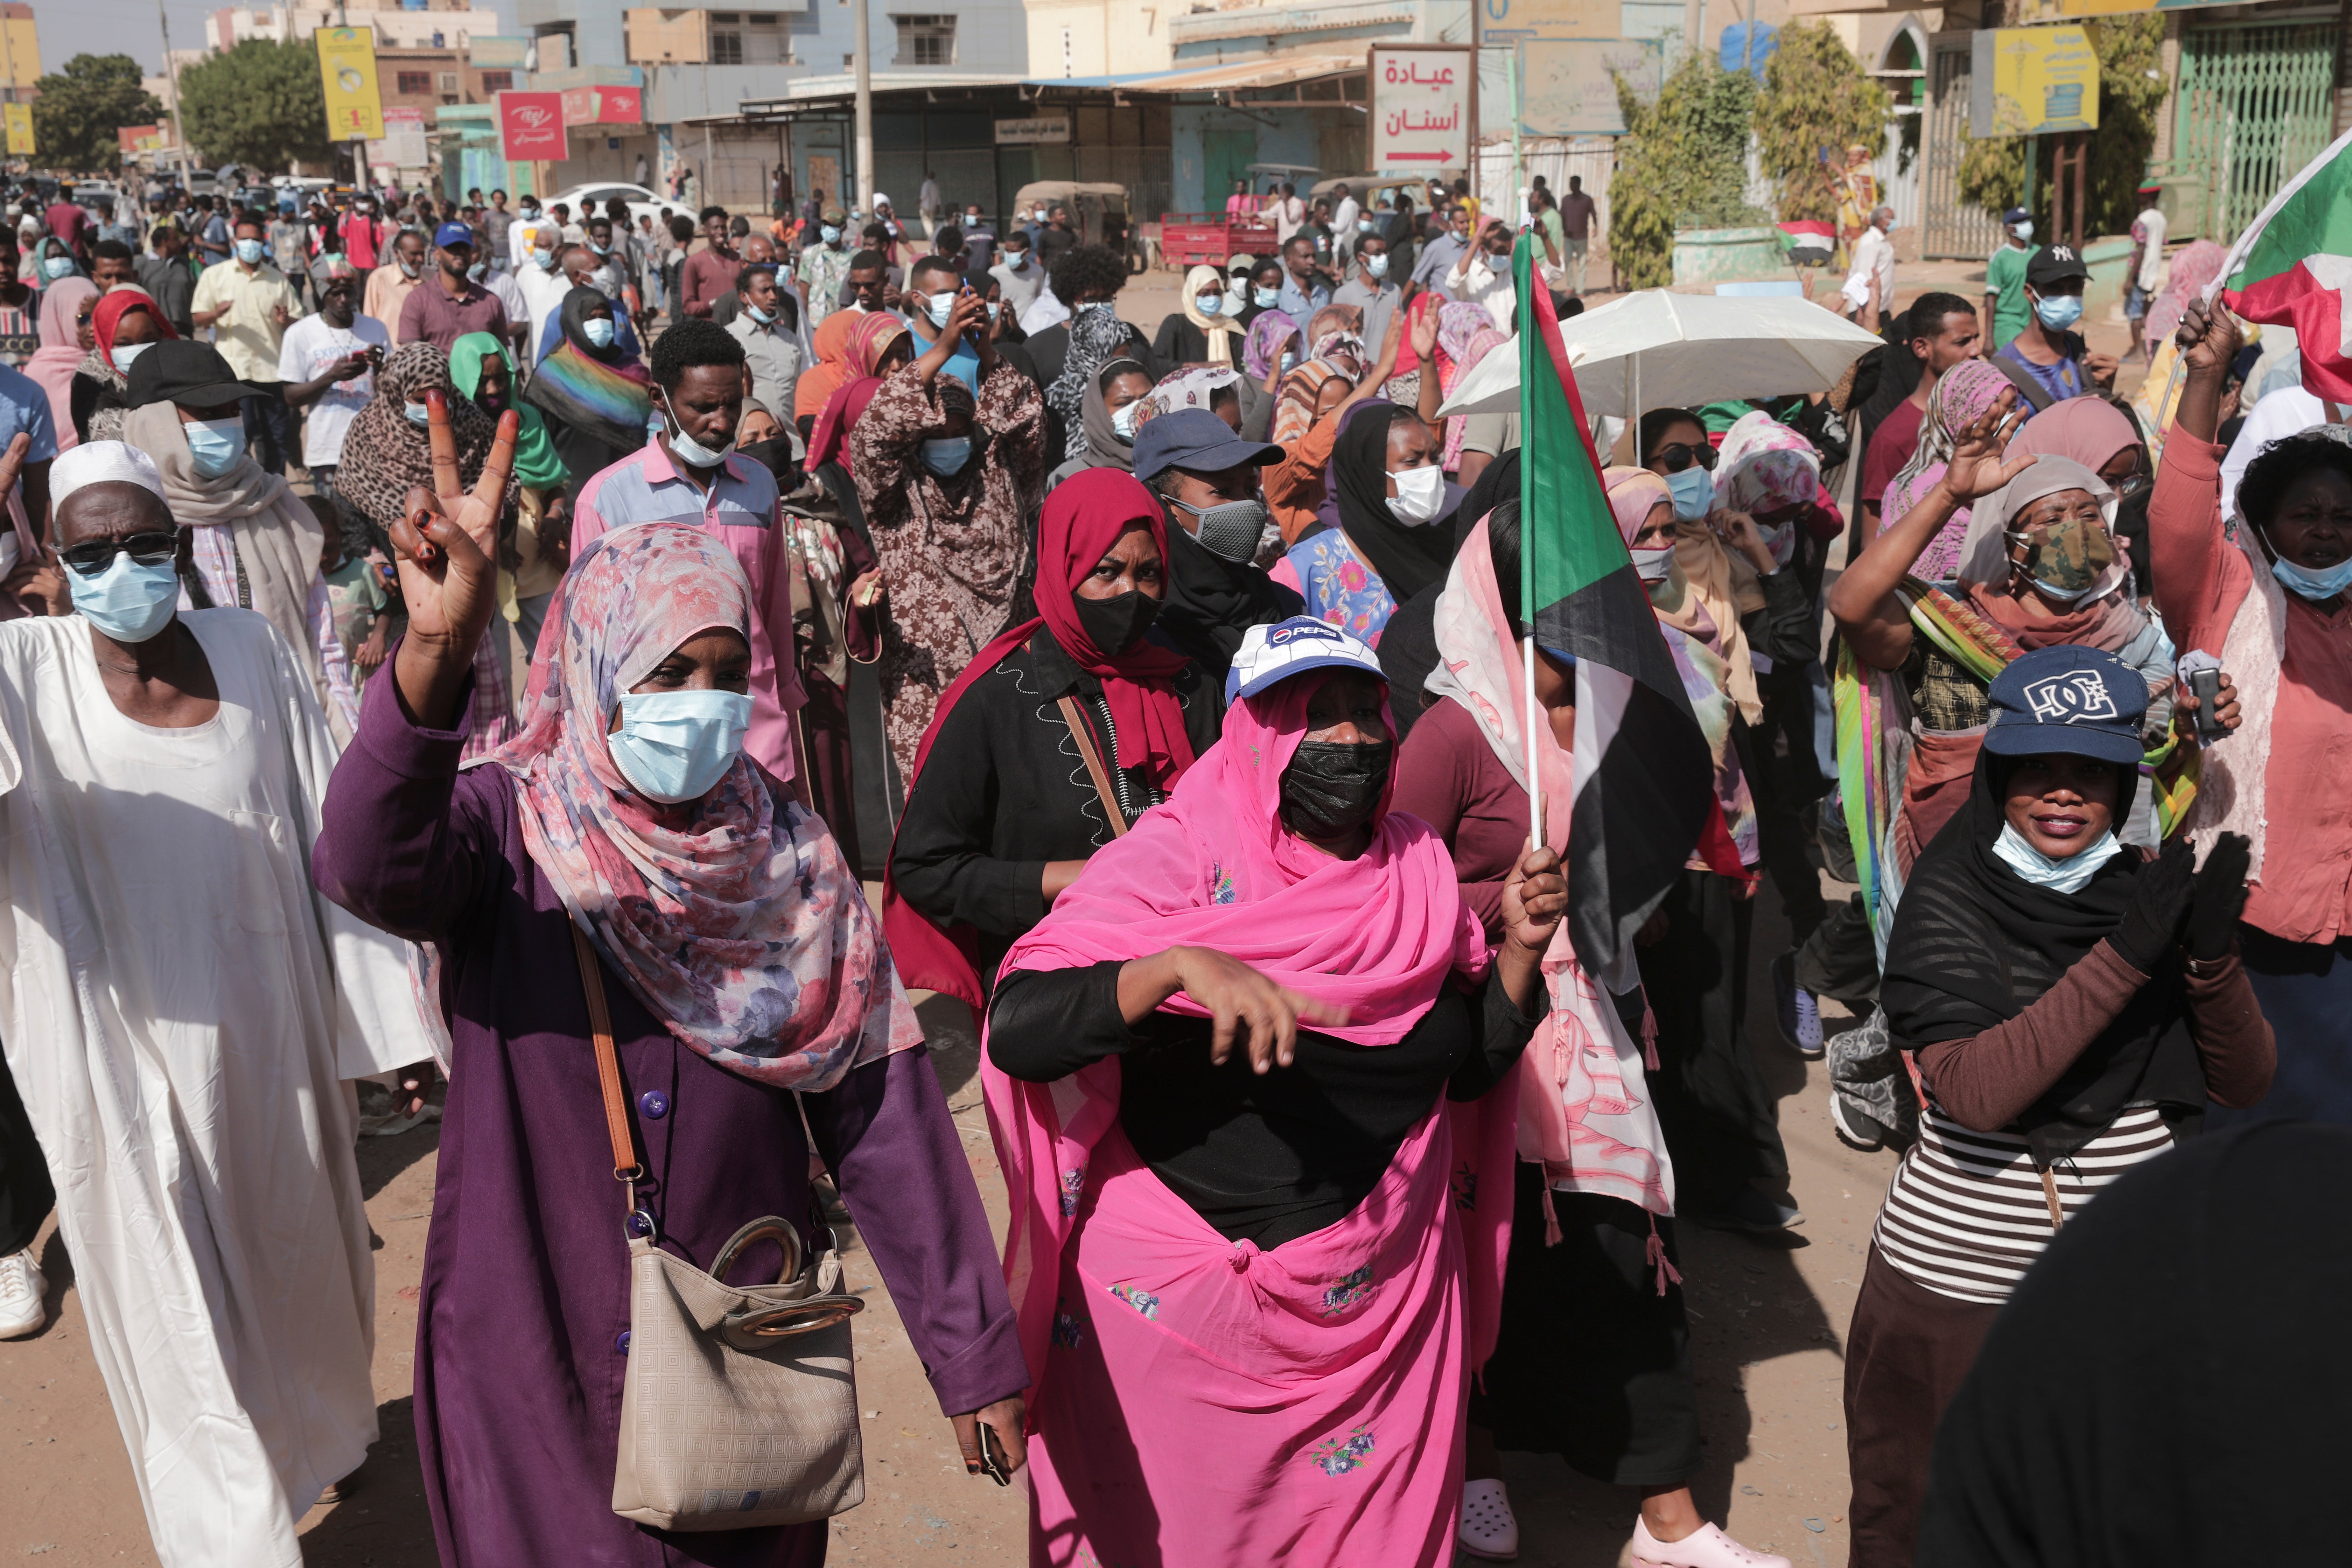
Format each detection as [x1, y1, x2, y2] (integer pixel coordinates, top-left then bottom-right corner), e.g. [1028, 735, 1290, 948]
[724, 1295, 866, 1343]
[711, 1217, 803, 1286]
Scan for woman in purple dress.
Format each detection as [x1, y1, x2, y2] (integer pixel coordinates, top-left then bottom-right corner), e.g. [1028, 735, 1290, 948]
[314, 411, 1029, 1567]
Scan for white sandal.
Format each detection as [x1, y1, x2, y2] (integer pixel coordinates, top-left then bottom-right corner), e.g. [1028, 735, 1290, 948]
[1458, 1476, 1520, 1561]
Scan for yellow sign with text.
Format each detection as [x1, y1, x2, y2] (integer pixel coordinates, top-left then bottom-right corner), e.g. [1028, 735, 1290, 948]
[4, 104, 32, 158]
[1970, 26, 2100, 137]
[314, 26, 385, 142]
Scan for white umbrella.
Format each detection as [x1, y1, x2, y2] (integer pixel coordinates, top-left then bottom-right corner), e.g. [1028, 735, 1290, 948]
[1435, 289, 1885, 420]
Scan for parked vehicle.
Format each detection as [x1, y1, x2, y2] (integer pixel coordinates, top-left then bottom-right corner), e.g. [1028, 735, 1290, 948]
[546, 181, 676, 236]
[1156, 208, 1277, 272]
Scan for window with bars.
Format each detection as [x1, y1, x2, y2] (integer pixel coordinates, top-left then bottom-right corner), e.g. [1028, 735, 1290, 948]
[395, 71, 433, 94]
[710, 10, 790, 64]
[480, 70, 513, 91]
[891, 14, 955, 65]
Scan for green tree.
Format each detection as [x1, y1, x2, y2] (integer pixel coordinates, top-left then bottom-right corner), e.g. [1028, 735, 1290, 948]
[28, 54, 164, 173]
[1752, 22, 1891, 224]
[1958, 16, 2167, 240]
[1607, 49, 1759, 289]
[178, 37, 334, 174]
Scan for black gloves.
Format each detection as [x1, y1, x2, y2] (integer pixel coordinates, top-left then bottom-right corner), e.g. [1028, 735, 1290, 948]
[2111, 838, 2196, 974]
[2186, 832, 2253, 963]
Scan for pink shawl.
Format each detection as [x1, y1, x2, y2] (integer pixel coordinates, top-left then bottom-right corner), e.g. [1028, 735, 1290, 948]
[28, 279, 96, 453]
[490, 520, 920, 1090]
[1425, 519, 1675, 1222]
[982, 665, 1514, 1560]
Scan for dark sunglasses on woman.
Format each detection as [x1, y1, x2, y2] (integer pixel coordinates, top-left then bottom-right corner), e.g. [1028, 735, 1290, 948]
[1648, 441, 1717, 475]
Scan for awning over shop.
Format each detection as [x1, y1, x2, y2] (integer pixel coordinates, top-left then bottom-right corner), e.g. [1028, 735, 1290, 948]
[1105, 48, 1368, 96]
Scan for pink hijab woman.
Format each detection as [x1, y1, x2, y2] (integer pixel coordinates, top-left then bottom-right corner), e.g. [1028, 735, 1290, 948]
[982, 617, 1564, 1566]
[27, 276, 97, 453]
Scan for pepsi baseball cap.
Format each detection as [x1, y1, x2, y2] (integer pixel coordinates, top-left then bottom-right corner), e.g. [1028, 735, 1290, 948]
[1225, 615, 1387, 705]
[433, 221, 475, 250]
[1982, 645, 2147, 766]
[1132, 407, 1283, 485]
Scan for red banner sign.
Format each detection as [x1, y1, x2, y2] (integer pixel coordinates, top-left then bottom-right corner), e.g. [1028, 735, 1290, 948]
[560, 86, 595, 126]
[596, 85, 644, 126]
[498, 90, 568, 162]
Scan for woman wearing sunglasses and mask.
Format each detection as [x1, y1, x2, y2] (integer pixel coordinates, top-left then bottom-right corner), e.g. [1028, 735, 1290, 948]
[315, 438, 1030, 1563]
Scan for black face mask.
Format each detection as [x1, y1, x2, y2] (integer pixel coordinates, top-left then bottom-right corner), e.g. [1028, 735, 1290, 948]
[1279, 740, 1393, 839]
[1072, 589, 1159, 656]
[737, 437, 799, 488]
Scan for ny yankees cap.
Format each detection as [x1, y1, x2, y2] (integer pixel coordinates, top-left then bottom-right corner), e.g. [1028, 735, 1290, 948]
[1983, 645, 2148, 766]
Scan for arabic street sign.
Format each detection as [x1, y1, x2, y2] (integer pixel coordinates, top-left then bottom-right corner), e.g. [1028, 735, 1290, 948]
[1970, 26, 2101, 135]
[1371, 44, 1474, 173]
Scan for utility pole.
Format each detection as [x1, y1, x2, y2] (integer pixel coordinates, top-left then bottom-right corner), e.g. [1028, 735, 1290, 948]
[852, 0, 873, 212]
[156, 0, 193, 178]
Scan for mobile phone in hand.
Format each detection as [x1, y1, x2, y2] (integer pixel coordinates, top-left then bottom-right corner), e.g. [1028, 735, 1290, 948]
[975, 1419, 1011, 1486]
[2190, 666, 2228, 745]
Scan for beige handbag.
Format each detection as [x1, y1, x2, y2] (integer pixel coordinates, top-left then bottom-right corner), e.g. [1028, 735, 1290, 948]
[571, 925, 869, 1532]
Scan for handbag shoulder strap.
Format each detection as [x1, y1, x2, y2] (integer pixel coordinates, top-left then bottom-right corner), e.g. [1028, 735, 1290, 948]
[1055, 693, 1128, 838]
[570, 923, 643, 1184]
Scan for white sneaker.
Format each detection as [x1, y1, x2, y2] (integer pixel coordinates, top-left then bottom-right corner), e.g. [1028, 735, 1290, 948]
[0, 1248, 45, 1339]
[1459, 1476, 1520, 1561]
[1629, 1518, 1791, 1568]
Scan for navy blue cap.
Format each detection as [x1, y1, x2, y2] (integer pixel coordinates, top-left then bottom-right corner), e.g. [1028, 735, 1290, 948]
[1982, 645, 2147, 766]
[433, 221, 475, 250]
[2000, 205, 2030, 226]
[1130, 407, 1283, 484]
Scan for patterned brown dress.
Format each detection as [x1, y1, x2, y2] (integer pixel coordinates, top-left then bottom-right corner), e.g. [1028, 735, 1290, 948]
[851, 358, 1048, 783]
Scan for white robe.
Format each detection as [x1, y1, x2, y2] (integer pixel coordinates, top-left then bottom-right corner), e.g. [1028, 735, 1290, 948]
[0, 610, 436, 1568]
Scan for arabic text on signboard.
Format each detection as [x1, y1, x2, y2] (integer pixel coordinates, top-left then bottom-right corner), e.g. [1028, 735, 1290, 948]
[995, 117, 1072, 145]
[1371, 46, 1473, 172]
[1480, 0, 1620, 42]
[498, 90, 570, 163]
[1969, 26, 2101, 136]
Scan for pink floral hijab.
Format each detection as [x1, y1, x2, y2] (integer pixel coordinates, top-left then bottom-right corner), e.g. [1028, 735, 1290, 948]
[492, 521, 919, 1090]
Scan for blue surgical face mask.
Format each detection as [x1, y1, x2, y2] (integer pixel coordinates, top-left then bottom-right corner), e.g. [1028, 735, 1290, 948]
[520, 203, 540, 219]
[233, 237, 265, 266]
[68, 551, 181, 644]
[919, 436, 971, 475]
[404, 400, 431, 426]
[1111, 402, 1140, 441]
[820, 224, 842, 244]
[468, 261, 487, 282]
[2272, 553, 2352, 601]
[2011, 220, 2034, 243]
[607, 688, 753, 805]
[183, 416, 246, 478]
[1664, 464, 1713, 522]
[1280, 350, 1297, 373]
[1364, 253, 1390, 280]
[747, 302, 776, 325]
[112, 341, 151, 373]
[1991, 821, 2122, 895]
[1358, 217, 1375, 232]
[41, 255, 71, 280]
[1196, 292, 1224, 316]
[921, 290, 956, 330]
[534, 246, 557, 270]
[582, 316, 616, 349]
[2035, 292, 2084, 331]
[589, 239, 610, 255]
[1254, 286, 1280, 309]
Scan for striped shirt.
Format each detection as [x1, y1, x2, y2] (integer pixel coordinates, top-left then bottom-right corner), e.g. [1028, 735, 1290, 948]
[1872, 1102, 2174, 1304]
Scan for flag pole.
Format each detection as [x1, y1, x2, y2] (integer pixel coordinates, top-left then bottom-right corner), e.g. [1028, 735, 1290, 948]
[1511, 71, 1541, 848]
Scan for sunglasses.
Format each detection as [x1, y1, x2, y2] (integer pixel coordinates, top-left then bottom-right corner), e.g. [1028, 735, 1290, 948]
[63, 532, 177, 575]
[1648, 442, 1717, 475]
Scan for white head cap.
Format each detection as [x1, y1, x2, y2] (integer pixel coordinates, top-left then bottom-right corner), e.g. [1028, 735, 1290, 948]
[52, 441, 167, 510]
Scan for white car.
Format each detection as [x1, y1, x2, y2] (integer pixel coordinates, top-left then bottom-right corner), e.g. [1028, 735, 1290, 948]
[544, 182, 687, 241]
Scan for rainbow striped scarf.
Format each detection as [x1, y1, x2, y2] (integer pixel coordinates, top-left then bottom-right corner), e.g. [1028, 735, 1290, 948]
[522, 341, 653, 455]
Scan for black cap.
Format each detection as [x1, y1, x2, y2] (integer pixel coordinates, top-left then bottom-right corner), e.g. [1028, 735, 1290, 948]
[126, 340, 279, 412]
[1130, 407, 1284, 483]
[2025, 243, 2091, 291]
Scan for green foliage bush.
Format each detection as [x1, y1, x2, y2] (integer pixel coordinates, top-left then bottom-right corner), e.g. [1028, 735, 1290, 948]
[1753, 22, 1891, 225]
[1608, 50, 1759, 289]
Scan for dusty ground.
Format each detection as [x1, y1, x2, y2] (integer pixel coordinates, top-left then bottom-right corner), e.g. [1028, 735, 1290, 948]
[0, 252, 2148, 1567]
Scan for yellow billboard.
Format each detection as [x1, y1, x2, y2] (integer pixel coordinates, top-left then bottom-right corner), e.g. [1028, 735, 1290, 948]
[314, 26, 385, 142]
[4, 103, 32, 158]
[1970, 26, 2100, 136]
[0, 11, 40, 90]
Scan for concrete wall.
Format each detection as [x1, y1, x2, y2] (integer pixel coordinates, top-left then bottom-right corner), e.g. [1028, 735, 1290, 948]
[1025, 0, 1175, 79]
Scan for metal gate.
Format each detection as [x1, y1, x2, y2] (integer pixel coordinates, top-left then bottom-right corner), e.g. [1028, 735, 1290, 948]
[2174, 19, 2339, 242]
[1921, 31, 2000, 261]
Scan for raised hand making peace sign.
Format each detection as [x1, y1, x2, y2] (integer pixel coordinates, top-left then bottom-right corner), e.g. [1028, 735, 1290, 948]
[389, 388, 519, 733]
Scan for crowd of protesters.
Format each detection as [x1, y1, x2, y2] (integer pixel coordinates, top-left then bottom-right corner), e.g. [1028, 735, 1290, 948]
[0, 156, 2340, 1568]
